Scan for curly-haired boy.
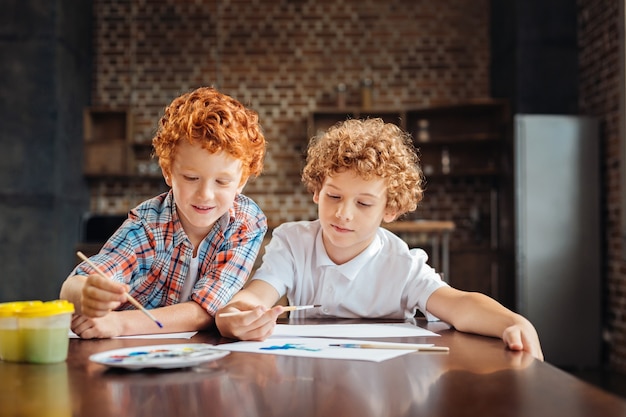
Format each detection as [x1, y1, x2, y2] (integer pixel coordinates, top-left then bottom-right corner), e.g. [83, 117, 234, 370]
[216, 118, 543, 361]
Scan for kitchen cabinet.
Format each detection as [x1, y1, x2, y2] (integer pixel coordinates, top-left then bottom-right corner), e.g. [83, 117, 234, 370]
[405, 100, 512, 305]
[82, 108, 130, 176]
[82, 108, 168, 215]
[82, 108, 162, 180]
[405, 101, 507, 178]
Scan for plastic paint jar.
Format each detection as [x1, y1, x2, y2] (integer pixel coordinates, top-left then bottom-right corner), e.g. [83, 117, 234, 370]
[17, 300, 75, 364]
[0, 300, 42, 362]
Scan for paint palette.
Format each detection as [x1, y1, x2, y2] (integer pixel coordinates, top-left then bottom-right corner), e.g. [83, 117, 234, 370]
[89, 343, 230, 370]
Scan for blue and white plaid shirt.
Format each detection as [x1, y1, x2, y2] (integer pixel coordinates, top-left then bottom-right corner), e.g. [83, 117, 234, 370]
[72, 191, 267, 315]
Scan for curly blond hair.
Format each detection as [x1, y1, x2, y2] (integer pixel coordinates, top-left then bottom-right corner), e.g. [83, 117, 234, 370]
[302, 118, 424, 216]
[152, 87, 265, 184]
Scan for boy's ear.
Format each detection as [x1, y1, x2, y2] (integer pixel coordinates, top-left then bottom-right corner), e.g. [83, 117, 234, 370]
[313, 190, 320, 204]
[383, 209, 398, 223]
[162, 167, 172, 187]
[237, 179, 247, 194]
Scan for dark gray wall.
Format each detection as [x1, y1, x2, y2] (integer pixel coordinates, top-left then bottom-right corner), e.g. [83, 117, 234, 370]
[491, 0, 579, 114]
[0, 0, 92, 302]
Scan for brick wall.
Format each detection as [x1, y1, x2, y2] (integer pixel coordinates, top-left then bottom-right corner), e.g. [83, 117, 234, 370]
[578, 0, 626, 372]
[90, 0, 490, 229]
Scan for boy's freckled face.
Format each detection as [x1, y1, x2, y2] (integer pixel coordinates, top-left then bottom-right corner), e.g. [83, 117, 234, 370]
[313, 170, 396, 264]
[164, 141, 244, 245]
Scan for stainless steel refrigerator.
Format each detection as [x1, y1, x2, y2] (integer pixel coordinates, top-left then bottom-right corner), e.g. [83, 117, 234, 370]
[514, 114, 601, 369]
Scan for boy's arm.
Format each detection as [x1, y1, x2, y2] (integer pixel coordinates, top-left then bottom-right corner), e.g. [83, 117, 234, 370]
[60, 274, 88, 313]
[215, 280, 283, 340]
[426, 286, 544, 361]
[220, 279, 281, 312]
[71, 301, 212, 339]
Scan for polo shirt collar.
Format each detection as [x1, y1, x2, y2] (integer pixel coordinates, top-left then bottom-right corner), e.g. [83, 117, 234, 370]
[314, 226, 383, 281]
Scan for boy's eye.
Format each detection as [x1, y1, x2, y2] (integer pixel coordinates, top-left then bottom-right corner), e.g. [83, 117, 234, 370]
[358, 201, 373, 207]
[216, 179, 232, 186]
[183, 175, 198, 181]
[327, 193, 340, 199]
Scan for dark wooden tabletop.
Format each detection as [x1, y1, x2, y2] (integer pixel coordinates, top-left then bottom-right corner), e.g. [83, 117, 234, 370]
[2, 319, 625, 417]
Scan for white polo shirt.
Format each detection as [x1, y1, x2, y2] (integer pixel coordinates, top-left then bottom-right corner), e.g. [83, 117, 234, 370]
[252, 220, 448, 320]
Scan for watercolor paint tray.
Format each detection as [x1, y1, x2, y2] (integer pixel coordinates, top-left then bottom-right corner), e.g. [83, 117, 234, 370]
[89, 343, 230, 370]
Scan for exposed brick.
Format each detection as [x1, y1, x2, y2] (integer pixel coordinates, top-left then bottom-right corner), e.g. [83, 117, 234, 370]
[579, 0, 626, 373]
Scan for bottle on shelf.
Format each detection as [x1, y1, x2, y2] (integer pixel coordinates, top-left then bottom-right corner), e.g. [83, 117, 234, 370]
[441, 148, 450, 174]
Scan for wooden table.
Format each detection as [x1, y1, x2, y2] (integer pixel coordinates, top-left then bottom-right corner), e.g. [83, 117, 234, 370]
[1, 319, 625, 417]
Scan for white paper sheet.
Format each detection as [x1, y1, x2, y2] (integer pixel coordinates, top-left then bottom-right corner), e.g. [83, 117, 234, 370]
[212, 337, 421, 362]
[272, 323, 439, 338]
[69, 331, 198, 339]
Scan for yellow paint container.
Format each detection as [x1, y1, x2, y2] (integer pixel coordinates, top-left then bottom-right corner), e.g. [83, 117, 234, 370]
[0, 300, 42, 362]
[16, 300, 74, 364]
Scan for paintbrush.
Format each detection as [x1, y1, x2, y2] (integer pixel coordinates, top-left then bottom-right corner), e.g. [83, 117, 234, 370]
[218, 304, 322, 318]
[76, 251, 163, 328]
[329, 342, 449, 352]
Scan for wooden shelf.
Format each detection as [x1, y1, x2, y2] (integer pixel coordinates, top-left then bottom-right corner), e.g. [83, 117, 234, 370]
[415, 133, 501, 145]
[82, 108, 162, 179]
[405, 100, 509, 142]
[83, 108, 131, 142]
[307, 108, 405, 138]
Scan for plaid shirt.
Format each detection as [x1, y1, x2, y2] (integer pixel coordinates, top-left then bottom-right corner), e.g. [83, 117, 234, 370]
[73, 191, 267, 315]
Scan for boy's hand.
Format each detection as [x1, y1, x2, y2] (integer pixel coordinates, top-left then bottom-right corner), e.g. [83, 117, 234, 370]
[216, 305, 283, 341]
[80, 273, 128, 318]
[502, 324, 544, 361]
[70, 313, 124, 339]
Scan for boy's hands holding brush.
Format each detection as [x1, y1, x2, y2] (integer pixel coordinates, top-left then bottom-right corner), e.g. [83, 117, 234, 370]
[216, 303, 285, 341]
[215, 280, 292, 341]
[63, 270, 212, 338]
[60, 271, 131, 338]
[79, 273, 129, 317]
[59, 271, 128, 317]
[60, 271, 129, 338]
[62, 253, 211, 338]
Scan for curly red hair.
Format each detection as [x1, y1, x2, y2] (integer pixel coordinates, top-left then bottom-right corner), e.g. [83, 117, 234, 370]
[153, 87, 265, 184]
[302, 118, 424, 217]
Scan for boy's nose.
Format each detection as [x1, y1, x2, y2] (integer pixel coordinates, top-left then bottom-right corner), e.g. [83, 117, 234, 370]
[197, 181, 215, 200]
[335, 203, 353, 221]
